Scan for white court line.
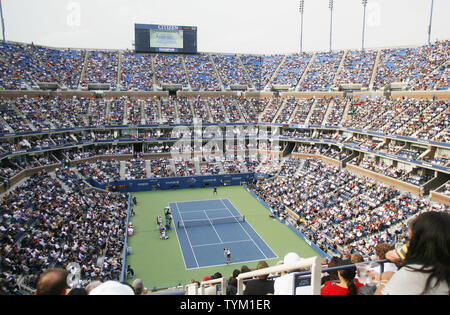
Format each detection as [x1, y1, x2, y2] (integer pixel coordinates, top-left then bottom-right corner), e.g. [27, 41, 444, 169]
[176, 207, 230, 214]
[191, 239, 253, 248]
[220, 198, 270, 260]
[174, 202, 200, 269]
[169, 203, 188, 270]
[185, 257, 268, 271]
[169, 202, 188, 270]
[226, 198, 277, 259]
[205, 210, 224, 244]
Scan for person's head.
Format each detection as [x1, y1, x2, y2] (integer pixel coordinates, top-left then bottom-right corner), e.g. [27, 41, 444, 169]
[375, 243, 394, 260]
[232, 269, 240, 278]
[241, 265, 251, 274]
[327, 256, 343, 281]
[89, 280, 135, 295]
[35, 268, 69, 295]
[256, 261, 269, 280]
[282, 252, 304, 273]
[351, 252, 364, 263]
[336, 259, 358, 295]
[132, 279, 145, 295]
[404, 211, 450, 294]
[404, 214, 419, 240]
[211, 272, 222, 280]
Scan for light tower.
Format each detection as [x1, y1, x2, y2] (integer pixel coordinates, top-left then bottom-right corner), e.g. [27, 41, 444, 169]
[299, 0, 305, 53]
[362, 0, 368, 51]
[0, 0, 5, 42]
[328, 0, 334, 52]
[428, 0, 434, 45]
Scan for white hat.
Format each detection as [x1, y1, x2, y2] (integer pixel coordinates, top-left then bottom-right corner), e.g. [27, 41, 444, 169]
[283, 252, 302, 264]
[89, 281, 135, 295]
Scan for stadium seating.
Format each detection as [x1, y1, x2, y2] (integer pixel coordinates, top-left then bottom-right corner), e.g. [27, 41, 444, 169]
[0, 38, 449, 295]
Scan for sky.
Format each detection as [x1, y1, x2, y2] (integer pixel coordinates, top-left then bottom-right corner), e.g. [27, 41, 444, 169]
[1, 0, 449, 54]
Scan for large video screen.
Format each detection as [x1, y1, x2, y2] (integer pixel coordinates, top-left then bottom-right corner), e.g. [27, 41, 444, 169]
[135, 24, 197, 54]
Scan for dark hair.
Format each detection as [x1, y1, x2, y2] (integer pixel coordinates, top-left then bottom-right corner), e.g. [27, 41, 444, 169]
[241, 265, 251, 273]
[228, 277, 237, 287]
[35, 268, 69, 295]
[67, 287, 88, 295]
[211, 272, 222, 280]
[403, 211, 450, 294]
[337, 259, 357, 295]
[327, 256, 342, 281]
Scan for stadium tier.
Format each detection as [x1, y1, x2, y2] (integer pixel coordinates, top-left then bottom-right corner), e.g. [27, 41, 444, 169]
[0, 40, 448, 92]
[0, 39, 449, 296]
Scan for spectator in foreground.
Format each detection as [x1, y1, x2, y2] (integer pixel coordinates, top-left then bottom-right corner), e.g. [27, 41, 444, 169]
[376, 211, 450, 295]
[132, 279, 147, 295]
[321, 256, 343, 285]
[226, 269, 240, 295]
[321, 259, 363, 295]
[243, 261, 274, 295]
[273, 252, 311, 295]
[385, 215, 416, 266]
[89, 281, 135, 295]
[368, 243, 398, 281]
[35, 268, 69, 295]
[204, 272, 223, 295]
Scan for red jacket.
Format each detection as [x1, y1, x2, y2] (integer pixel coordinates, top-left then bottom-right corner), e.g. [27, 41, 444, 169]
[321, 278, 364, 295]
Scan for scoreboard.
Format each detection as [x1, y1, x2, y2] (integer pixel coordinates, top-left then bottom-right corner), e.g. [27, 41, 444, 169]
[135, 23, 197, 54]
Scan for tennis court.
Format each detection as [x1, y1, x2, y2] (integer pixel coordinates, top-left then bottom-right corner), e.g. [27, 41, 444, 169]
[171, 198, 277, 269]
[126, 186, 319, 289]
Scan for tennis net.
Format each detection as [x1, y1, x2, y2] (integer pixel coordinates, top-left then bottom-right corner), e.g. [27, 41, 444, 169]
[177, 215, 245, 228]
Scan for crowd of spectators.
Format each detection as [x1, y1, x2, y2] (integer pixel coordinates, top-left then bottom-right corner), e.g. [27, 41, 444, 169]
[120, 52, 153, 91]
[249, 157, 450, 261]
[10, 208, 447, 295]
[0, 40, 448, 93]
[82, 50, 118, 89]
[212, 54, 250, 88]
[0, 169, 128, 294]
[0, 94, 448, 149]
[154, 54, 189, 89]
[374, 40, 449, 90]
[0, 42, 84, 90]
[184, 54, 221, 91]
[259, 54, 285, 90]
[239, 54, 263, 90]
[298, 51, 344, 91]
[271, 53, 312, 88]
[335, 50, 377, 88]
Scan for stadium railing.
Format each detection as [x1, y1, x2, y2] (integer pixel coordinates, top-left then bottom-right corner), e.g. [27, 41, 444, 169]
[120, 193, 133, 282]
[180, 258, 390, 295]
[199, 277, 228, 295]
[236, 256, 323, 295]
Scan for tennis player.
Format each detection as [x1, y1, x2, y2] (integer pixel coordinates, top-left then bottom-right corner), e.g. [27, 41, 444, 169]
[224, 248, 231, 264]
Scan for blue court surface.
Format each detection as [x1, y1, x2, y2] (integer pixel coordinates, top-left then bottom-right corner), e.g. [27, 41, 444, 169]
[170, 199, 277, 269]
